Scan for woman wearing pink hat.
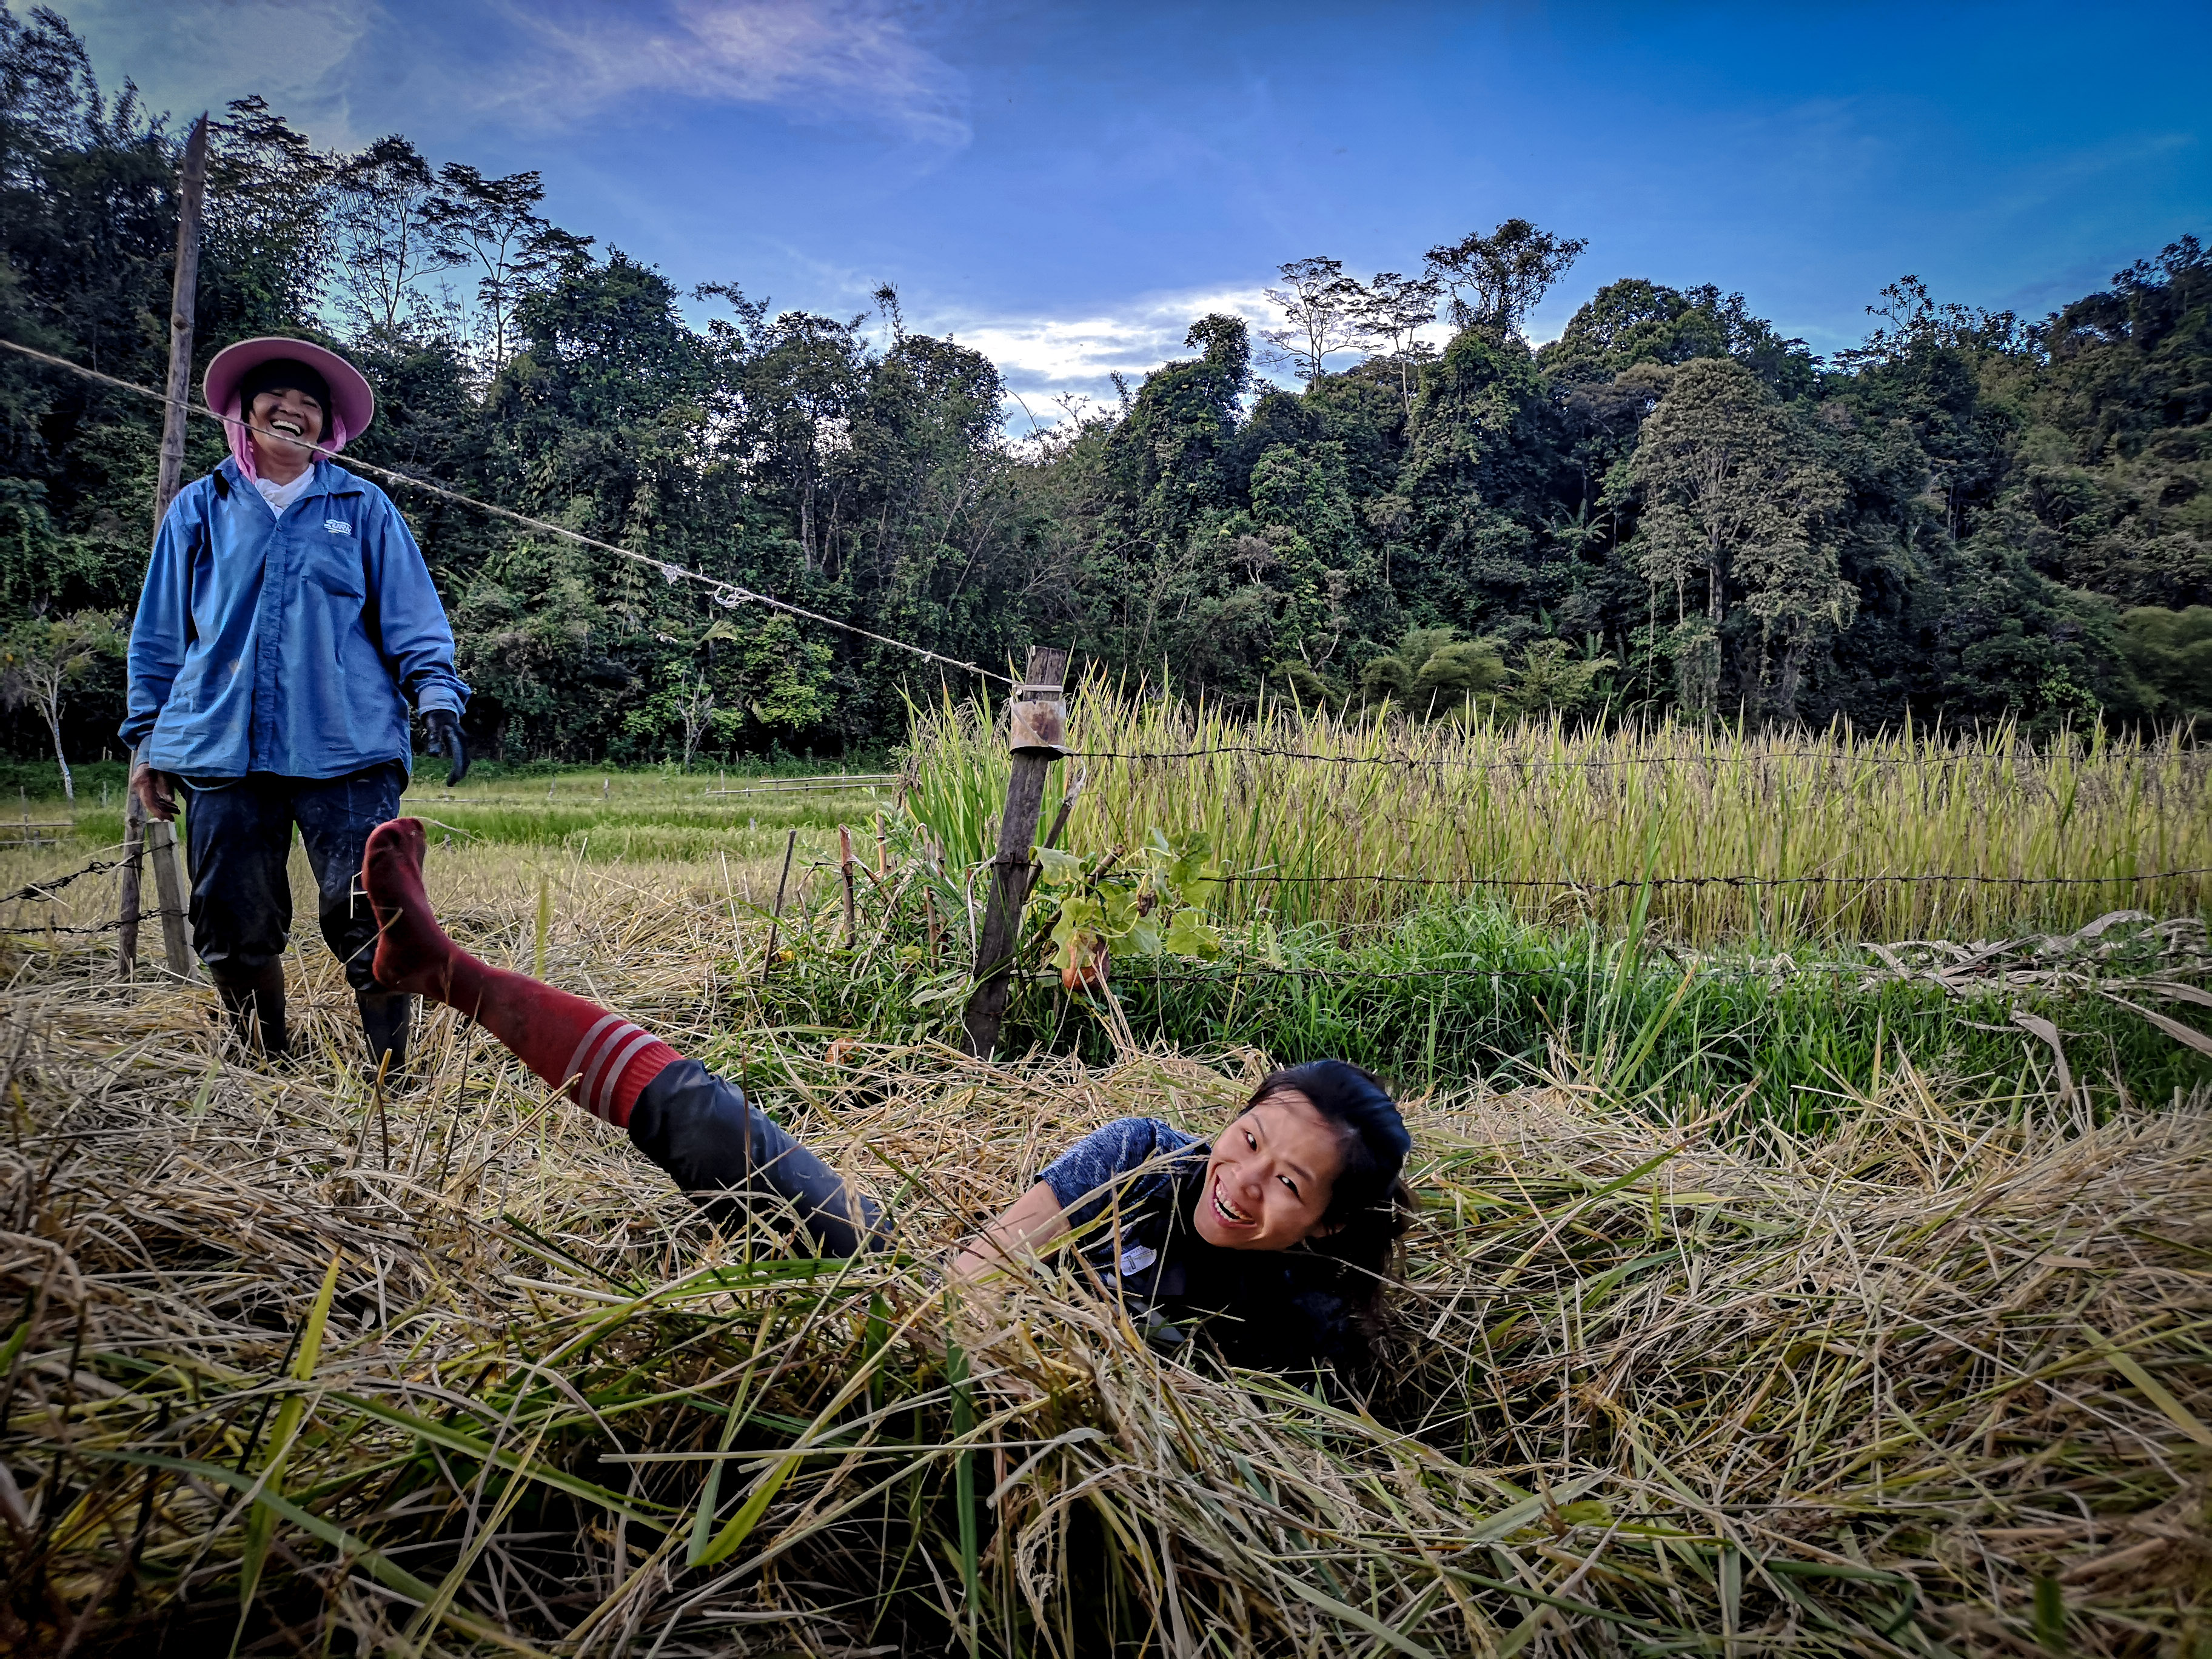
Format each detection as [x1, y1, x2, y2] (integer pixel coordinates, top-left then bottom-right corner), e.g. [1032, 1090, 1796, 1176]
[122, 337, 471, 1072]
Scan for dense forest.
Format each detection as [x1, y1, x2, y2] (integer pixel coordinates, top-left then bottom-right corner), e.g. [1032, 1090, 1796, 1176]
[2, 6, 2207, 768]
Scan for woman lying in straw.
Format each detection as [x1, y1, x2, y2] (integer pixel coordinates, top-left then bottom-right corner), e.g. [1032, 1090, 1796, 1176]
[364, 817, 1415, 1373]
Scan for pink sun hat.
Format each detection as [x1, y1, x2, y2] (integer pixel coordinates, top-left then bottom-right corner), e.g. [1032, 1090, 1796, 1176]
[203, 337, 376, 481]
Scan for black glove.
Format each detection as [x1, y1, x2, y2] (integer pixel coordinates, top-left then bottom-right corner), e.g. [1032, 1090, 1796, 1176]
[423, 708, 470, 786]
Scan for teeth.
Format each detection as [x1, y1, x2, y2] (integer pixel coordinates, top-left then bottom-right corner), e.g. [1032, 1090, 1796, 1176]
[1212, 1178, 1251, 1225]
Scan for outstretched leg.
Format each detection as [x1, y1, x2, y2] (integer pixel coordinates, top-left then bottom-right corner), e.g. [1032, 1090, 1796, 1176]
[363, 819, 880, 1255]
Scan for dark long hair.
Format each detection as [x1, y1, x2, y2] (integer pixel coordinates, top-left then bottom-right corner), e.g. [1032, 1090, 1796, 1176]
[1247, 1059, 1416, 1349]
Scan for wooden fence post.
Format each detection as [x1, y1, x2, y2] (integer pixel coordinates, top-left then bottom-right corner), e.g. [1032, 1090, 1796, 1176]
[146, 816, 192, 977]
[116, 789, 146, 979]
[962, 646, 1069, 1059]
[136, 111, 207, 982]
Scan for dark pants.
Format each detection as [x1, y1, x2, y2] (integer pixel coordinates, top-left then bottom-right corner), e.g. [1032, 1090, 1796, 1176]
[182, 763, 406, 992]
[629, 1059, 884, 1256]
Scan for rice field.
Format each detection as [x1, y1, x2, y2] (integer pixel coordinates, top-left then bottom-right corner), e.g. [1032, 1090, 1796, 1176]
[905, 691, 2212, 942]
[1, 714, 2208, 1655]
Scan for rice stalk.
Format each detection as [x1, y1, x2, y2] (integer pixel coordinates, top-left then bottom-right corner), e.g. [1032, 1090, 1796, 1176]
[902, 688, 2212, 944]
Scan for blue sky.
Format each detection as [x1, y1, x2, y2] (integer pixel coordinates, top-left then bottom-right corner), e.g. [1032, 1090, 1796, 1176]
[56, 0, 2212, 409]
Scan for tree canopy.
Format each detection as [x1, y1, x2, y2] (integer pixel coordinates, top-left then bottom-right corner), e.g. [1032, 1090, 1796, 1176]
[2, 5, 2205, 765]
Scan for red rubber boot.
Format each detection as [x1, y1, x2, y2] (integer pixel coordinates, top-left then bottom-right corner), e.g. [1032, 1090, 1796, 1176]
[362, 818, 675, 1126]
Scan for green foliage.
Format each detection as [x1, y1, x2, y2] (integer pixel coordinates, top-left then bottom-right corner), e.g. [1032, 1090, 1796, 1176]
[1093, 900, 2211, 1116]
[2119, 604, 2212, 722]
[1031, 828, 1226, 984]
[1356, 625, 1508, 718]
[1, 5, 2207, 761]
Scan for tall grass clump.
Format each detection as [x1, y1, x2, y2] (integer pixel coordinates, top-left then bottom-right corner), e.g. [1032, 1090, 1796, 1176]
[2, 965, 2208, 1657]
[903, 688, 2212, 944]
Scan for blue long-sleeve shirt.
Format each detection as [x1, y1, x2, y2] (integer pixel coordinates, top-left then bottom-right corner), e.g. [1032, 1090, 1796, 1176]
[122, 457, 469, 779]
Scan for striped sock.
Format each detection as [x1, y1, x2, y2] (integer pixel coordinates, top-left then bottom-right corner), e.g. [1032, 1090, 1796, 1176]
[556, 1010, 679, 1127]
[366, 815, 675, 1127]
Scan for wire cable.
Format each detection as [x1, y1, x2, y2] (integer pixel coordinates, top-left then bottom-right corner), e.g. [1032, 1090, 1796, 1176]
[1200, 866, 2211, 891]
[1065, 742, 2211, 772]
[0, 336, 1013, 686]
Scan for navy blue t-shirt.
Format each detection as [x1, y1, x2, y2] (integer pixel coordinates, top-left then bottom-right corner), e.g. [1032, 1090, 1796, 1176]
[1034, 1116, 1361, 1373]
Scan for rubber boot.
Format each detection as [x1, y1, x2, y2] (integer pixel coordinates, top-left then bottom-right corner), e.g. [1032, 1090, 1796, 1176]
[211, 962, 289, 1059]
[628, 1059, 885, 1256]
[357, 989, 414, 1081]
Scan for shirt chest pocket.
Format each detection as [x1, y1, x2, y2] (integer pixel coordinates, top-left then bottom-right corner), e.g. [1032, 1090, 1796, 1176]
[300, 527, 366, 601]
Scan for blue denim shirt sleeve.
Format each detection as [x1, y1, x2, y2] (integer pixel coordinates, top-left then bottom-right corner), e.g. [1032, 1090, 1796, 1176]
[121, 483, 199, 752]
[358, 484, 467, 716]
[121, 461, 469, 777]
[1037, 1117, 1202, 1230]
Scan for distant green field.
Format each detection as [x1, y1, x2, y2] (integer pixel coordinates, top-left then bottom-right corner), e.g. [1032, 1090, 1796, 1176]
[0, 757, 904, 874]
[396, 761, 902, 864]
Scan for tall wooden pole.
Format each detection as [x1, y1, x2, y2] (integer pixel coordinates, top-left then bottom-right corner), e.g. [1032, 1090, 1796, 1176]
[962, 646, 1068, 1059]
[155, 115, 208, 525]
[124, 113, 207, 981]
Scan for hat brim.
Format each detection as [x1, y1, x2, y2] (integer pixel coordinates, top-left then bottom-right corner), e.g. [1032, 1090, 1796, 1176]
[204, 337, 375, 444]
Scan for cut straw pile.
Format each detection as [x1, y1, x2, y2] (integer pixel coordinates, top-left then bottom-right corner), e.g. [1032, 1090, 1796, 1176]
[2, 853, 2208, 1655]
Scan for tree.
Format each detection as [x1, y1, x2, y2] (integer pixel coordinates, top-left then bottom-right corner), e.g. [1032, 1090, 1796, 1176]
[1499, 637, 1613, 719]
[203, 96, 335, 337]
[1424, 219, 1587, 337]
[1628, 358, 1849, 720]
[1540, 278, 1817, 395]
[1357, 625, 1507, 720]
[1353, 270, 1443, 416]
[2117, 605, 2212, 725]
[1260, 256, 1366, 385]
[427, 163, 592, 380]
[0, 609, 120, 800]
[332, 135, 461, 342]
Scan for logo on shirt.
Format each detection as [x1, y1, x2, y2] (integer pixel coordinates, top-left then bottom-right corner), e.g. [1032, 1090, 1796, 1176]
[324, 518, 352, 536]
[1117, 1245, 1157, 1275]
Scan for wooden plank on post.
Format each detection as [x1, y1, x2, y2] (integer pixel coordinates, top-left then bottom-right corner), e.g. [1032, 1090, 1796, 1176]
[962, 646, 1070, 1059]
[146, 816, 191, 977]
[138, 112, 208, 982]
[116, 789, 146, 979]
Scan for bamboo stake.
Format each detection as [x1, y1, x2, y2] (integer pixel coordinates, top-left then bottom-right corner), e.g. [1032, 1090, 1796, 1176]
[838, 825, 857, 946]
[762, 830, 796, 978]
[116, 789, 145, 979]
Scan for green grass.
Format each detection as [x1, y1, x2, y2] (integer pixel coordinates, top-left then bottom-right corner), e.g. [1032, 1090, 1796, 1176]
[752, 885, 2212, 1125]
[0, 756, 905, 871]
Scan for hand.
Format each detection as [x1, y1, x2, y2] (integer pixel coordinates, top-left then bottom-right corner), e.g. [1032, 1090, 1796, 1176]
[423, 709, 470, 786]
[130, 763, 179, 822]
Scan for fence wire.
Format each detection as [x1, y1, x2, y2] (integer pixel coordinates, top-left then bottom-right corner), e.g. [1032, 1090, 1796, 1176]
[1064, 741, 2212, 771]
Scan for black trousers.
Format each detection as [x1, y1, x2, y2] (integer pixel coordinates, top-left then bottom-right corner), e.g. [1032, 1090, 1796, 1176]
[629, 1059, 884, 1256]
[181, 763, 406, 992]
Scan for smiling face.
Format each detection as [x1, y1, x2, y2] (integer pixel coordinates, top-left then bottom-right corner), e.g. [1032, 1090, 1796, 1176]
[1191, 1089, 1349, 1252]
[246, 386, 325, 481]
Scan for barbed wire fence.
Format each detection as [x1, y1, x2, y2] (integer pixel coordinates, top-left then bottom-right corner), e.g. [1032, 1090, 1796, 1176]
[3, 336, 2207, 1025]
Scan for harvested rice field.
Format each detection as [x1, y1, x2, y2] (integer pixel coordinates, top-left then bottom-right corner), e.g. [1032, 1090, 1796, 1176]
[1, 823, 2208, 1658]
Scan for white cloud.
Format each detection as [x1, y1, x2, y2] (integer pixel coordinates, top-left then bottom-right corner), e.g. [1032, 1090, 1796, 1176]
[942, 286, 1277, 394]
[49, 0, 967, 149]
[477, 0, 970, 144]
[50, 0, 372, 137]
[931, 281, 1461, 426]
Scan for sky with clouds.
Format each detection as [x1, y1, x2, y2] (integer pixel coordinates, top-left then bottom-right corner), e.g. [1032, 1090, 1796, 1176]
[49, 0, 2212, 410]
